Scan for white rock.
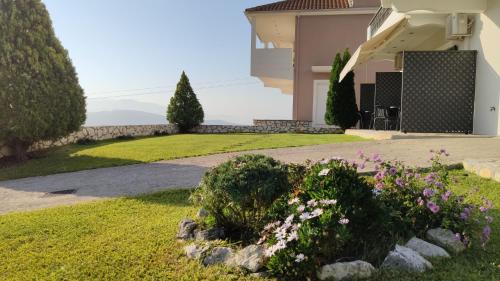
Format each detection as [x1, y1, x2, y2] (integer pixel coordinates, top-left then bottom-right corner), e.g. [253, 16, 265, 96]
[405, 237, 450, 258]
[227, 245, 267, 273]
[426, 228, 466, 255]
[184, 244, 208, 260]
[203, 247, 233, 266]
[381, 245, 433, 273]
[318, 260, 376, 281]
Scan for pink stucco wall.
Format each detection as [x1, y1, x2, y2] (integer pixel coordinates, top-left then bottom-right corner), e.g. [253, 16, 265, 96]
[292, 14, 393, 121]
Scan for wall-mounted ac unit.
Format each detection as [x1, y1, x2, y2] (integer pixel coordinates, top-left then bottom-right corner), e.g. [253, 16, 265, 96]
[446, 13, 472, 39]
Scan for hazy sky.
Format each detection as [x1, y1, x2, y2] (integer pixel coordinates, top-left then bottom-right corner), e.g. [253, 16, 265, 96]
[43, 0, 292, 124]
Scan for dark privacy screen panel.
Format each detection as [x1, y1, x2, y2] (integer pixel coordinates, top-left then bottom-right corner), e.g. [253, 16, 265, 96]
[401, 51, 477, 134]
[375, 72, 402, 108]
[360, 84, 375, 112]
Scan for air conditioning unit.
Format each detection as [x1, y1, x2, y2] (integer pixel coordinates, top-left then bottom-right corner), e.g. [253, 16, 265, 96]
[446, 13, 472, 39]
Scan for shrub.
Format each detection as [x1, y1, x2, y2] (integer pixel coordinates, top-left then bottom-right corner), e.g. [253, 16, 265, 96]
[76, 138, 97, 146]
[261, 158, 385, 280]
[0, 0, 86, 161]
[190, 154, 291, 240]
[324, 49, 358, 130]
[360, 149, 493, 248]
[167, 72, 204, 132]
[115, 135, 135, 140]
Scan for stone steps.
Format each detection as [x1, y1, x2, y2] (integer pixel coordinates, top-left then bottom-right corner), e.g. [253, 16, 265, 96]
[463, 158, 500, 182]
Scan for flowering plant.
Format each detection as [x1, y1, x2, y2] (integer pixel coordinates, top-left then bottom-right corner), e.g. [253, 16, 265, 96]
[261, 158, 384, 279]
[359, 149, 493, 248]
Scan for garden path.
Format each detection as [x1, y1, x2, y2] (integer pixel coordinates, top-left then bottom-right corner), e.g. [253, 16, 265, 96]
[1, 136, 499, 214]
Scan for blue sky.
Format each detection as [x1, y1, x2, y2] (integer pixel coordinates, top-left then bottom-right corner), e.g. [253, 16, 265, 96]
[42, 0, 292, 124]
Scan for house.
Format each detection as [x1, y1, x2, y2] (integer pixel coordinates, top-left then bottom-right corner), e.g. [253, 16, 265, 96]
[340, 0, 500, 135]
[245, 0, 393, 125]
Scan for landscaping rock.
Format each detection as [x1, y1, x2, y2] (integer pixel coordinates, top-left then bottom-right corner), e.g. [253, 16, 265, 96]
[426, 228, 466, 255]
[177, 219, 197, 240]
[203, 247, 233, 266]
[228, 244, 267, 273]
[184, 244, 208, 260]
[195, 227, 225, 241]
[405, 237, 450, 258]
[317, 260, 376, 281]
[196, 208, 209, 219]
[381, 245, 432, 273]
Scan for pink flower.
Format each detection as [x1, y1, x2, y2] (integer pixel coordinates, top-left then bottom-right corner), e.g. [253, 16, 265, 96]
[460, 207, 472, 220]
[359, 162, 366, 170]
[426, 201, 440, 213]
[375, 182, 384, 190]
[441, 190, 452, 201]
[297, 205, 306, 213]
[389, 167, 398, 176]
[417, 197, 424, 206]
[357, 150, 365, 159]
[372, 154, 382, 162]
[395, 178, 404, 187]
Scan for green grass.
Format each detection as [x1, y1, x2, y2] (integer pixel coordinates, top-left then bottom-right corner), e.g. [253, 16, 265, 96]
[0, 133, 364, 181]
[0, 170, 498, 280]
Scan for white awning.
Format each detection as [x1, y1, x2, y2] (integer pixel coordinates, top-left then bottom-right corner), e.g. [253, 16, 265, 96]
[339, 17, 407, 81]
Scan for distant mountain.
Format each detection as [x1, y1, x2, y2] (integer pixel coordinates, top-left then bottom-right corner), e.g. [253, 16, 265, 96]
[85, 110, 241, 126]
[85, 110, 166, 126]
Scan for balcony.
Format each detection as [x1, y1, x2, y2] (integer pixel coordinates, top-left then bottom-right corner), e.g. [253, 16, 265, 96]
[251, 47, 293, 81]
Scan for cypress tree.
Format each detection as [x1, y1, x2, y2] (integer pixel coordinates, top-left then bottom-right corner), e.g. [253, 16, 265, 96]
[0, 0, 86, 161]
[324, 53, 342, 125]
[325, 49, 359, 130]
[167, 72, 204, 132]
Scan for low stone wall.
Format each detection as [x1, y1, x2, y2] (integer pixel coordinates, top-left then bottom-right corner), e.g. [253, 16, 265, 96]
[0, 121, 342, 159]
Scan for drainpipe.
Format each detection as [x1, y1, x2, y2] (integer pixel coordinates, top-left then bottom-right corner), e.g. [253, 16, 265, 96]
[293, 16, 300, 120]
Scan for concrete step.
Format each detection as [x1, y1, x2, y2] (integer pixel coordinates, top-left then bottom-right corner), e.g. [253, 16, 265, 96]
[463, 158, 500, 182]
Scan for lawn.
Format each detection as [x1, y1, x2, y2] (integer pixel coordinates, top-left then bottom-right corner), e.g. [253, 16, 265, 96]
[0, 170, 498, 280]
[0, 133, 364, 181]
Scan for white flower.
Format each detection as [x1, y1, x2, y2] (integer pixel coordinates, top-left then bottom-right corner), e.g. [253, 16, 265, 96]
[339, 218, 349, 225]
[311, 208, 324, 218]
[299, 212, 311, 221]
[331, 156, 344, 161]
[287, 230, 298, 242]
[285, 214, 295, 224]
[319, 199, 337, 205]
[288, 197, 300, 205]
[307, 199, 318, 207]
[318, 168, 331, 176]
[264, 221, 281, 231]
[295, 253, 305, 263]
[297, 204, 306, 213]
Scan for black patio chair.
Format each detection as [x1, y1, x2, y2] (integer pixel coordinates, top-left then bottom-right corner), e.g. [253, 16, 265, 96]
[371, 105, 388, 130]
[386, 106, 400, 130]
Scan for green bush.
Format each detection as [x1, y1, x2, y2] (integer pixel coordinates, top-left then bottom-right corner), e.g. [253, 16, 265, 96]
[0, 0, 86, 161]
[167, 72, 204, 132]
[262, 159, 386, 280]
[190, 154, 291, 240]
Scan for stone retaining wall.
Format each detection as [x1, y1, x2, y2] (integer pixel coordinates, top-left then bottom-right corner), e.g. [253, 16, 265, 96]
[0, 121, 341, 159]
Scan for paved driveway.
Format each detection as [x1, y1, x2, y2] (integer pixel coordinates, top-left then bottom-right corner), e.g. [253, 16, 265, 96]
[1, 136, 499, 214]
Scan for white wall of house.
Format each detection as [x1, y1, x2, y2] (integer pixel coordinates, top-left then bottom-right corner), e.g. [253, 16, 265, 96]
[459, 0, 500, 136]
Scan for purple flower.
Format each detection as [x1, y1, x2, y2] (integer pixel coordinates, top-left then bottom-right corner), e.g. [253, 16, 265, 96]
[481, 225, 491, 245]
[424, 173, 436, 184]
[389, 167, 398, 176]
[441, 190, 452, 201]
[460, 207, 472, 220]
[359, 162, 366, 170]
[372, 154, 382, 162]
[374, 171, 386, 180]
[423, 188, 435, 197]
[426, 201, 440, 213]
[435, 182, 444, 188]
[395, 178, 404, 187]
[454, 233, 461, 241]
[480, 199, 493, 213]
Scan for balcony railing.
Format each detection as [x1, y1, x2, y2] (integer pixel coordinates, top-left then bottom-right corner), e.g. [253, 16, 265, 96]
[368, 7, 393, 38]
[251, 48, 293, 81]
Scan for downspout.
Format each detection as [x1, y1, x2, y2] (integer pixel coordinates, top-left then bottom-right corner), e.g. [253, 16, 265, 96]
[293, 15, 301, 120]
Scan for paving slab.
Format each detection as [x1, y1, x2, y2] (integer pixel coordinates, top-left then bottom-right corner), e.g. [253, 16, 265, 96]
[1, 136, 499, 214]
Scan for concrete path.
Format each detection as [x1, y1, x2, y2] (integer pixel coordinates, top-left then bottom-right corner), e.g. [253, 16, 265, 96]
[1, 136, 499, 214]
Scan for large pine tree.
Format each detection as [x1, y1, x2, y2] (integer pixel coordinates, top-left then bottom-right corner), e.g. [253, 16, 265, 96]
[0, 0, 86, 161]
[324, 49, 358, 130]
[167, 72, 204, 132]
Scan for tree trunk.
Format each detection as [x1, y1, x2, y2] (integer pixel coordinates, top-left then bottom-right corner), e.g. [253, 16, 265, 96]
[12, 141, 29, 162]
